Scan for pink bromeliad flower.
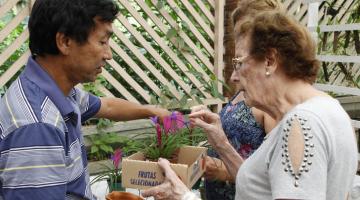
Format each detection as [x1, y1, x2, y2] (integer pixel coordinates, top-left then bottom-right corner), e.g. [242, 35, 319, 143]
[173, 112, 186, 130]
[156, 123, 162, 147]
[162, 115, 172, 135]
[151, 115, 163, 146]
[150, 111, 188, 147]
[163, 111, 186, 134]
[111, 148, 122, 171]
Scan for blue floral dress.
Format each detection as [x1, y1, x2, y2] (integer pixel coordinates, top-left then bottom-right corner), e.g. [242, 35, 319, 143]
[205, 95, 266, 200]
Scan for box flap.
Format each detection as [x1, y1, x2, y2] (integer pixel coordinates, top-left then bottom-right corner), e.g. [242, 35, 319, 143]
[178, 146, 207, 165]
[187, 149, 207, 187]
[126, 152, 145, 160]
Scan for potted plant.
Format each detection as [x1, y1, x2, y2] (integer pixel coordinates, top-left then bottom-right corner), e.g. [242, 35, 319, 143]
[91, 148, 124, 192]
[143, 111, 206, 162]
[121, 111, 208, 189]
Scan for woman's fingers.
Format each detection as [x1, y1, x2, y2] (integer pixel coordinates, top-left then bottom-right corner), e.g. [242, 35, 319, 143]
[141, 158, 190, 200]
[190, 105, 208, 113]
[189, 109, 209, 119]
[158, 158, 182, 185]
[189, 117, 212, 130]
[141, 182, 170, 198]
[190, 110, 221, 124]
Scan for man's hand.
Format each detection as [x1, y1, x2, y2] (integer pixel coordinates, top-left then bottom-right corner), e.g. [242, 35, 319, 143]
[141, 158, 190, 200]
[146, 105, 171, 122]
[204, 156, 232, 182]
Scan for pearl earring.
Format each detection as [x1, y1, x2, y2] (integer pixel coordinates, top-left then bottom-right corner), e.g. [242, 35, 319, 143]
[265, 70, 271, 76]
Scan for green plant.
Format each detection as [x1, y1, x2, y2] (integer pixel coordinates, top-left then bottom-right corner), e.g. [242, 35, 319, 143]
[0, 8, 29, 90]
[82, 76, 108, 97]
[150, 85, 189, 109]
[96, 118, 114, 130]
[316, 1, 360, 89]
[187, 68, 230, 102]
[86, 132, 127, 161]
[91, 148, 124, 192]
[150, 69, 229, 110]
[165, 22, 193, 53]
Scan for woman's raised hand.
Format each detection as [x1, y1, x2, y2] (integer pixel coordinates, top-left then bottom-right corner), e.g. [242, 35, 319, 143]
[189, 108, 228, 149]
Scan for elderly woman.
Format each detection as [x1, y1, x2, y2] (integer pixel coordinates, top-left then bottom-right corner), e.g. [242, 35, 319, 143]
[142, 10, 358, 200]
[203, 1, 281, 199]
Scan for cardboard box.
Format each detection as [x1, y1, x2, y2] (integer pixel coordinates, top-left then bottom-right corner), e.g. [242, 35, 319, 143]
[122, 146, 207, 189]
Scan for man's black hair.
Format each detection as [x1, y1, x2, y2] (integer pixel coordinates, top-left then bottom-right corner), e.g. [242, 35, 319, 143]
[28, 0, 119, 56]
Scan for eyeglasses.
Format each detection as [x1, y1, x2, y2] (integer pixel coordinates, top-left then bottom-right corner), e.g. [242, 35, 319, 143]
[232, 55, 251, 71]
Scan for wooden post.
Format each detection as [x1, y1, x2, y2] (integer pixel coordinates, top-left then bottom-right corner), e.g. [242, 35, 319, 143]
[214, 0, 225, 112]
[28, 0, 34, 12]
[307, 1, 321, 42]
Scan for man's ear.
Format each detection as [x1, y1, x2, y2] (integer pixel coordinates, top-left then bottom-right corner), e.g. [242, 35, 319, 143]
[265, 48, 278, 74]
[56, 32, 71, 55]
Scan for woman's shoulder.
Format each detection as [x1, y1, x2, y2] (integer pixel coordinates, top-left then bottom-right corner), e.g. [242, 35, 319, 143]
[281, 96, 353, 139]
[292, 96, 347, 122]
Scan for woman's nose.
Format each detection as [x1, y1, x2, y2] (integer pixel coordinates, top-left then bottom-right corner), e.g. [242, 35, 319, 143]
[230, 70, 240, 82]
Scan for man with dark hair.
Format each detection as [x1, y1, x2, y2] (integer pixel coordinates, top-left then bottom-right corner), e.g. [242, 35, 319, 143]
[0, 0, 169, 199]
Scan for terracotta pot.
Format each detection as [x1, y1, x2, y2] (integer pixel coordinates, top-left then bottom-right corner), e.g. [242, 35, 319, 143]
[105, 191, 144, 200]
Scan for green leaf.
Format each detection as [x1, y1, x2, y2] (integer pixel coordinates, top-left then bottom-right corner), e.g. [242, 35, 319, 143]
[168, 99, 179, 109]
[156, 0, 164, 10]
[91, 146, 99, 154]
[316, 26, 321, 35]
[172, 7, 179, 13]
[177, 38, 185, 49]
[195, 96, 203, 104]
[160, 95, 168, 106]
[100, 145, 113, 153]
[166, 28, 177, 39]
[211, 82, 219, 97]
[181, 20, 189, 29]
[93, 140, 103, 145]
[181, 45, 193, 52]
[179, 95, 188, 108]
[150, 95, 158, 105]
[190, 89, 199, 95]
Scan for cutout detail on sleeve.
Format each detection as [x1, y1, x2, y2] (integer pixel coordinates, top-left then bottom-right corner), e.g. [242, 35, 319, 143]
[280, 114, 315, 187]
